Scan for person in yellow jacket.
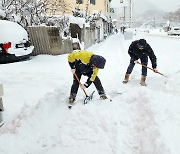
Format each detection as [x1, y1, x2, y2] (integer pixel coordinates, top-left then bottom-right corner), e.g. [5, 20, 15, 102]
[68, 48, 107, 104]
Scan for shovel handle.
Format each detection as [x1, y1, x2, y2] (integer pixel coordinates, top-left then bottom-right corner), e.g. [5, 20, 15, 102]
[73, 72, 88, 96]
[137, 62, 167, 77]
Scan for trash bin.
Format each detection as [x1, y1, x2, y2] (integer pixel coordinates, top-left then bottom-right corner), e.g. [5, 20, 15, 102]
[124, 28, 134, 40]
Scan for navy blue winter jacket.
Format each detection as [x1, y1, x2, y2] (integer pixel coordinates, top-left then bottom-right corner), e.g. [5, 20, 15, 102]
[128, 40, 157, 68]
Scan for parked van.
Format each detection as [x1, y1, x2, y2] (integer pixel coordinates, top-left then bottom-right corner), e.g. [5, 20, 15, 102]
[167, 27, 180, 36]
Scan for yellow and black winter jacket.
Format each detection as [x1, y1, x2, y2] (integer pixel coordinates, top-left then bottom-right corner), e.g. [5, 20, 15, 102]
[68, 50, 99, 87]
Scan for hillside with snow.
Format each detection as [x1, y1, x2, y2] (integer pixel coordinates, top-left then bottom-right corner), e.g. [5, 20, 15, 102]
[110, 0, 165, 27]
[0, 31, 180, 154]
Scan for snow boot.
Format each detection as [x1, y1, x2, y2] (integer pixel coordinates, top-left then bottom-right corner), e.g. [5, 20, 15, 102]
[140, 75, 147, 86]
[122, 74, 130, 84]
[100, 94, 108, 99]
[68, 98, 75, 105]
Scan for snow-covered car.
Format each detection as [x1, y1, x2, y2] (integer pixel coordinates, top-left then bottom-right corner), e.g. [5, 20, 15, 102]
[0, 20, 34, 64]
[167, 27, 180, 36]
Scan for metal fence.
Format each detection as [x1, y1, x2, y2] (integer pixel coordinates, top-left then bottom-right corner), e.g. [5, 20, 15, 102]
[27, 26, 73, 56]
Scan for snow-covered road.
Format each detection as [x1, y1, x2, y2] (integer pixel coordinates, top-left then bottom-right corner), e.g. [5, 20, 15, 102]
[0, 32, 180, 154]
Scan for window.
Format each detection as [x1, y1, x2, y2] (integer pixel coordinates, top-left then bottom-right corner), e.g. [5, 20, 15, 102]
[90, 0, 96, 5]
[76, 0, 83, 4]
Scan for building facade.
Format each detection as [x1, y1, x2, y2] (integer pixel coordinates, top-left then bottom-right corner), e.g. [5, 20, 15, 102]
[45, 0, 111, 16]
[45, 0, 112, 48]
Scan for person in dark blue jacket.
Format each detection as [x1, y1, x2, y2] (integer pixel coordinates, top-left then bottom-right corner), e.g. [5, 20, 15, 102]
[123, 39, 158, 86]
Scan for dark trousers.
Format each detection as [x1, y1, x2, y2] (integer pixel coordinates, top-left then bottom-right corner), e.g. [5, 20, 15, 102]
[70, 72, 105, 100]
[126, 56, 148, 76]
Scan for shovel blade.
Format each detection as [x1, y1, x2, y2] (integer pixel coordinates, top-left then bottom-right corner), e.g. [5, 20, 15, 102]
[83, 91, 95, 104]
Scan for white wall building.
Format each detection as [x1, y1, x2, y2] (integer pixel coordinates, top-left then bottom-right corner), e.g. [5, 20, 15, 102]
[110, 0, 133, 28]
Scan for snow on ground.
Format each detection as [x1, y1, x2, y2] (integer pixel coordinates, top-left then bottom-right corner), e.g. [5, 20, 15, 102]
[0, 31, 180, 154]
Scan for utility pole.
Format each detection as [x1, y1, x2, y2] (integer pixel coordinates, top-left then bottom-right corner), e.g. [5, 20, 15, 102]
[129, 0, 132, 28]
[123, 6, 126, 23]
[120, 0, 133, 27]
[85, 0, 90, 23]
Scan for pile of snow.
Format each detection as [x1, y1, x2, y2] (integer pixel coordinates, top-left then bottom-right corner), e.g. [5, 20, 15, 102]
[72, 38, 84, 50]
[69, 16, 87, 28]
[0, 9, 5, 18]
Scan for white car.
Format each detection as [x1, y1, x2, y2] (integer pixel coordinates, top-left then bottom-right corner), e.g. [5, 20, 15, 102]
[0, 20, 34, 64]
[167, 27, 180, 36]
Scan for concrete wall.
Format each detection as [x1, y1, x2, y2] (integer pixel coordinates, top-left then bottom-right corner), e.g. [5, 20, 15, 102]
[82, 27, 96, 49]
[69, 24, 96, 49]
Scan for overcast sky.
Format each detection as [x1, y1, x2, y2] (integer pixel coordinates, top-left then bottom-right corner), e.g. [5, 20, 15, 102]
[111, 0, 180, 12]
[146, 0, 180, 11]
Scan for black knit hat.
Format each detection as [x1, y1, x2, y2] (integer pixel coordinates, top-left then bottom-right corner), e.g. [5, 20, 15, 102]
[90, 55, 106, 69]
[138, 39, 146, 46]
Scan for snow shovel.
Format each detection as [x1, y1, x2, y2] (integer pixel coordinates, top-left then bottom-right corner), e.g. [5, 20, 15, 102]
[73, 72, 95, 104]
[137, 61, 168, 78]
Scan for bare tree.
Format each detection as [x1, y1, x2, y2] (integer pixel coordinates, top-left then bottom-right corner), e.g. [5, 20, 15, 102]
[44, 0, 71, 15]
[0, 0, 71, 31]
[163, 7, 180, 22]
